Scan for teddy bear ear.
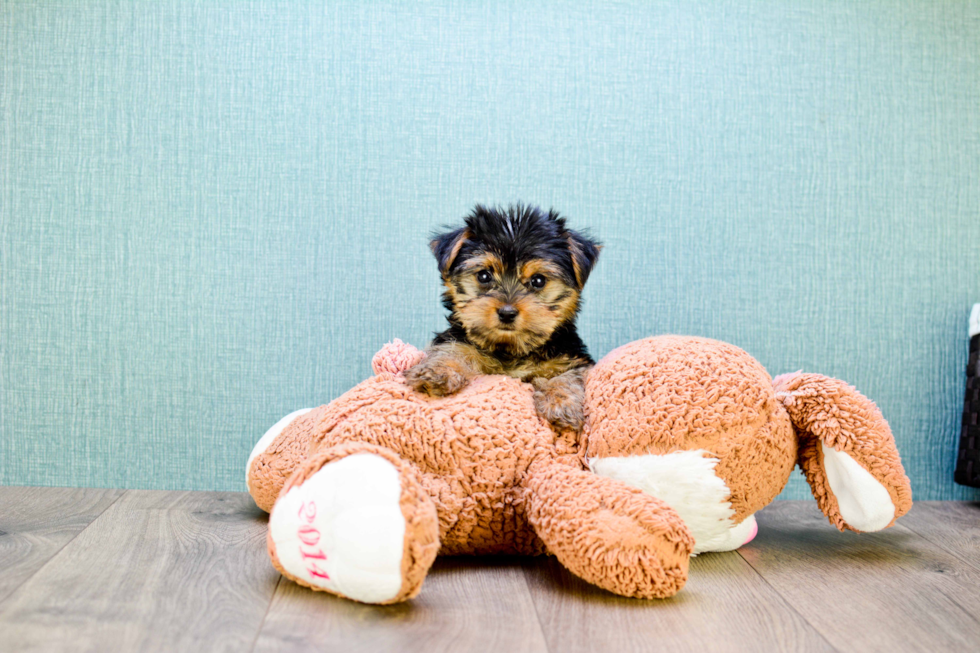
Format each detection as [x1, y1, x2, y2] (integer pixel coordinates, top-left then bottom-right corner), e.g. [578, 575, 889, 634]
[773, 373, 913, 532]
[429, 227, 471, 276]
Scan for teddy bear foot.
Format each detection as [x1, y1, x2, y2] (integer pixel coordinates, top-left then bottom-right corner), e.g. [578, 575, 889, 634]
[694, 514, 758, 554]
[267, 444, 440, 604]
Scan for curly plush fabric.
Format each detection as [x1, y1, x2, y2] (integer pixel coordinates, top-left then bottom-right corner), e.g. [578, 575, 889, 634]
[584, 336, 798, 521]
[248, 335, 912, 603]
[773, 372, 913, 531]
[252, 372, 554, 555]
[371, 338, 426, 375]
[524, 458, 694, 598]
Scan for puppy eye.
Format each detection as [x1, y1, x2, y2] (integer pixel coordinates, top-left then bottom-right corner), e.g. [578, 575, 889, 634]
[529, 274, 547, 289]
[476, 270, 493, 284]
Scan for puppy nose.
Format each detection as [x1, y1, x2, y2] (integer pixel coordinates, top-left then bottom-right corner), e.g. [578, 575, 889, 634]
[497, 305, 519, 324]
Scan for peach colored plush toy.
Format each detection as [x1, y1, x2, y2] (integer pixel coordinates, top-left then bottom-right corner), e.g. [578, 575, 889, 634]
[246, 336, 912, 604]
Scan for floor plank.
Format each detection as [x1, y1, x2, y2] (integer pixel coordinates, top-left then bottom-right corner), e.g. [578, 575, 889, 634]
[0, 490, 280, 652]
[0, 487, 124, 606]
[898, 502, 980, 573]
[740, 501, 980, 653]
[3, 493, 977, 653]
[523, 548, 834, 653]
[253, 556, 549, 653]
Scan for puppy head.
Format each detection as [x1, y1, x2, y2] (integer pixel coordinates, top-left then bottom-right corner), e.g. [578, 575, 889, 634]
[430, 204, 601, 355]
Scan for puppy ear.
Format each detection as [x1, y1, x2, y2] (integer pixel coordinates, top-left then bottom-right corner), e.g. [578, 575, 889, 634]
[566, 230, 602, 288]
[429, 228, 471, 275]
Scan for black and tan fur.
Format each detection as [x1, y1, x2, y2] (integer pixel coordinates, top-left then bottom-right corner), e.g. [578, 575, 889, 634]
[405, 204, 601, 431]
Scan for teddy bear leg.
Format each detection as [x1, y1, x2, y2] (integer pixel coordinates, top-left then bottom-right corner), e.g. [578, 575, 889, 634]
[524, 459, 695, 599]
[267, 442, 440, 604]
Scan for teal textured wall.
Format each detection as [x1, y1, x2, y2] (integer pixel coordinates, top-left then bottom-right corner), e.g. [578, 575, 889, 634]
[2, 1, 978, 499]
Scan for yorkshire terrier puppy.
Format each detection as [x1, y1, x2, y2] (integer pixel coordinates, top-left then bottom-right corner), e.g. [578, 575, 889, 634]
[405, 204, 601, 431]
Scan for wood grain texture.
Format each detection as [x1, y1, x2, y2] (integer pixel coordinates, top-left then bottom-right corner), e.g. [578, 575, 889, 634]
[253, 556, 549, 653]
[0, 490, 280, 652]
[741, 501, 980, 652]
[3, 495, 980, 652]
[898, 501, 980, 573]
[522, 549, 833, 653]
[0, 487, 124, 606]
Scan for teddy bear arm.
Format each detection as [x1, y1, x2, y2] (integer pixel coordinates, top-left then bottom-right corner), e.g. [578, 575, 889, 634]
[522, 458, 694, 599]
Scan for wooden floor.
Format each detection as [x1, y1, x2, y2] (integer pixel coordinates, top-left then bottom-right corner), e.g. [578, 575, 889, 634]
[0, 489, 978, 652]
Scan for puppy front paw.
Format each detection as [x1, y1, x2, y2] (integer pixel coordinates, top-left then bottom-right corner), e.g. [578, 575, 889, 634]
[532, 376, 585, 431]
[404, 357, 471, 397]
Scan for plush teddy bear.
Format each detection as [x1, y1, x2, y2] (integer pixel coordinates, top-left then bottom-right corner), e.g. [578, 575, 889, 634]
[246, 336, 912, 604]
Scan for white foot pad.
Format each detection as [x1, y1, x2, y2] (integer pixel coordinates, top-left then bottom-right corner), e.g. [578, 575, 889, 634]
[821, 443, 895, 532]
[269, 453, 407, 604]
